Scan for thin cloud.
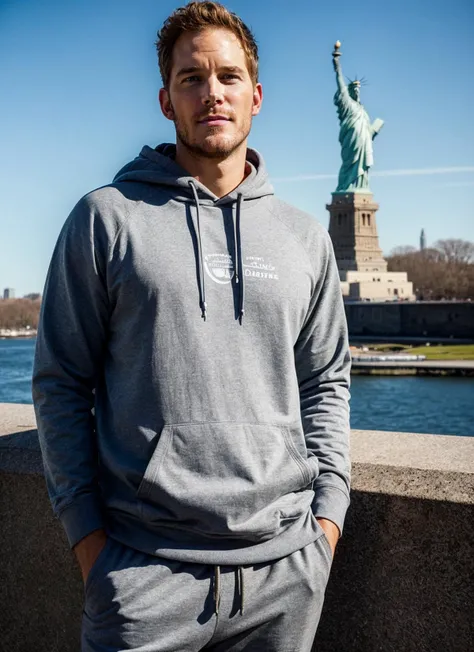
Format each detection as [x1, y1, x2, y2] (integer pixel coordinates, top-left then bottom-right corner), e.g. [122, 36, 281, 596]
[373, 166, 474, 178]
[273, 166, 474, 183]
[441, 180, 474, 188]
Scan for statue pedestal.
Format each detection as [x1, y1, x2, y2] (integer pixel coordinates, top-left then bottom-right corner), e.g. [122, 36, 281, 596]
[327, 192, 387, 274]
[327, 192, 414, 301]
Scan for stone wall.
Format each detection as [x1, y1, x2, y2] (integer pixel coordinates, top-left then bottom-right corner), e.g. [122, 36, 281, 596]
[1, 404, 473, 651]
[345, 300, 474, 339]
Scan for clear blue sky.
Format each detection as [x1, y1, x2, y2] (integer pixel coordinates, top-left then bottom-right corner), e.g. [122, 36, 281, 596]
[1, 0, 473, 295]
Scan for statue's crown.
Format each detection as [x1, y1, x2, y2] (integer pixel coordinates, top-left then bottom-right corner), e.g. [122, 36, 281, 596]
[347, 75, 367, 88]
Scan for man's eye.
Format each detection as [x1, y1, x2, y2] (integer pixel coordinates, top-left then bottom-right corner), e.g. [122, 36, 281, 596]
[183, 75, 200, 83]
[222, 74, 238, 81]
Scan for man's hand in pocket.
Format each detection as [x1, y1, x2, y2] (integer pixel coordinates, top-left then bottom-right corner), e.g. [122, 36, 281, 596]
[316, 518, 340, 558]
[73, 529, 107, 584]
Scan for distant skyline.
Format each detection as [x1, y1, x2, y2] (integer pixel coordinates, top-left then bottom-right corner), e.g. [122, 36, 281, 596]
[1, 0, 473, 295]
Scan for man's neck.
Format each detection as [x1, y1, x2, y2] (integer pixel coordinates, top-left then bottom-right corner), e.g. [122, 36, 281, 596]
[175, 142, 250, 199]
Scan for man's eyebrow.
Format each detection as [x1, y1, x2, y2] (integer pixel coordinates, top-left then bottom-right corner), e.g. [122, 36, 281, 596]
[175, 65, 245, 77]
[219, 65, 245, 74]
[175, 66, 201, 77]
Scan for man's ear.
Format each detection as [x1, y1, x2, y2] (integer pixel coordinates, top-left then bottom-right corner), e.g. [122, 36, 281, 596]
[251, 83, 263, 117]
[159, 87, 174, 121]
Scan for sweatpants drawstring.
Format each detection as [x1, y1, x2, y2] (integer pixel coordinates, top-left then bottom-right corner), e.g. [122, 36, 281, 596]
[213, 565, 221, 616]
[212, 565, 245, 616]
[237, 566, 245, 615]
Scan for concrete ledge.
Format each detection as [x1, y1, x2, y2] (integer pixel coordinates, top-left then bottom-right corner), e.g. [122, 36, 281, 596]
[0, 402, 37, 435]
[1, 404, 473, 651]
[0, 403, 43, 474]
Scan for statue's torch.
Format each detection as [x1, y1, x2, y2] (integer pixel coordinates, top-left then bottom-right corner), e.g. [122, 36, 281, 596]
[333, 40, 341, 60]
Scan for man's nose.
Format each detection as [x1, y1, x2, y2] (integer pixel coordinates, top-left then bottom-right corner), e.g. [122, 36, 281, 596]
[202, 78, 224, 106]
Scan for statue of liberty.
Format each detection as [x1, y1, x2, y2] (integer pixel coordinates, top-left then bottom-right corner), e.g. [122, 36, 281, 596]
[332, 41, 384, 193]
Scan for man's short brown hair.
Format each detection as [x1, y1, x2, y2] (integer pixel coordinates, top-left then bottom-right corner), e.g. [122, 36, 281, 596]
[156, 1, 259, 88]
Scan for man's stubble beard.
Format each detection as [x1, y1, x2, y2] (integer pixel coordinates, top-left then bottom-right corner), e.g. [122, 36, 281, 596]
[172, 106, 252, 161]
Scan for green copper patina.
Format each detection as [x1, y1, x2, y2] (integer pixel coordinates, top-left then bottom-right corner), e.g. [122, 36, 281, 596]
[332, 41, 384, 193]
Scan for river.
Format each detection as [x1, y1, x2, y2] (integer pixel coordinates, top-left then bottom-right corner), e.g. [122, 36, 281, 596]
[1, 338, 473, 436]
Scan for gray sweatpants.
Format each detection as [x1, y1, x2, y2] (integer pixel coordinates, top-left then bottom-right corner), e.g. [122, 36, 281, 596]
[82, 534, 333, 652]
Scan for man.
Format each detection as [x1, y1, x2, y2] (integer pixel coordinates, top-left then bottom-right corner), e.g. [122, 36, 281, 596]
[33, 2, 351, 650]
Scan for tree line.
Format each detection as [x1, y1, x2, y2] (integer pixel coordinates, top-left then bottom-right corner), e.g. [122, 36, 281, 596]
[0, 298, 41, 330]
[387, 239, 474, 300]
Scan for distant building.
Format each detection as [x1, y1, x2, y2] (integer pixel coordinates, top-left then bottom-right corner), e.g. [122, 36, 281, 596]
[24, 293, 41, 300]
[420, 229, 426, 251]
[3, 288, 15, 299]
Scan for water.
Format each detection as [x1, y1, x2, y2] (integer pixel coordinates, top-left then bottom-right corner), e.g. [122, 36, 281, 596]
[1, 338, 473, 437]
[350, 375, 474, 437]
[0, 339, 36, 404]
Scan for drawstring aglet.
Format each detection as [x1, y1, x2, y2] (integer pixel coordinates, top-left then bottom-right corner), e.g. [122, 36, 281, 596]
[201, 302, 207, 321]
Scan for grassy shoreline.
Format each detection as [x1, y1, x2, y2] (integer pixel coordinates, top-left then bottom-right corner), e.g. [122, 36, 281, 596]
[352, 343, 474, 361]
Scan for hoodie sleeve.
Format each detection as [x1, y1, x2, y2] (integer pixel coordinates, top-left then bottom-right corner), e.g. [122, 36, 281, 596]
[32, 196, 112, 549]
[294, 229, 351, 535]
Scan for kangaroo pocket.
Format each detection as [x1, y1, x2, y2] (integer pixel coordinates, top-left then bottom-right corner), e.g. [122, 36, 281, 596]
[136, 422, 319, 542]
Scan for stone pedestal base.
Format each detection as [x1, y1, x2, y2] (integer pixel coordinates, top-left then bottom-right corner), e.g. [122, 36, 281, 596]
[343, 270, 414, 301]
[327, 191, 414, 301]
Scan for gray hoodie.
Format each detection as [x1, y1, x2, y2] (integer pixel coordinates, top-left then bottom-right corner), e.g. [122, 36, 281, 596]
[32, 144, 351, 565]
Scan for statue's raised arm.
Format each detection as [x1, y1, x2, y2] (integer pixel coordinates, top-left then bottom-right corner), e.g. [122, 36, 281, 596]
[332, 41, 384, 193]
[332, 41, 349, 99]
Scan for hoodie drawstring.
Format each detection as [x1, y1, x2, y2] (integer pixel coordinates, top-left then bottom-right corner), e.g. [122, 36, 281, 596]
[188, 181, 207, 321]
[188, 181, 245, 324]
[212, 565, 245, 617]
[234, 194, 245, 324]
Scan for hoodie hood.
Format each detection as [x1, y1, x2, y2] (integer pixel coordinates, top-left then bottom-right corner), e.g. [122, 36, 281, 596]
[113, 144, 274, 323]
[113, 144, 274, 205]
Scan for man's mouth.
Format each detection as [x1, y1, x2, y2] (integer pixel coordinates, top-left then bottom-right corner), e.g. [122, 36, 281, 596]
[198, 115, 231, 125]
